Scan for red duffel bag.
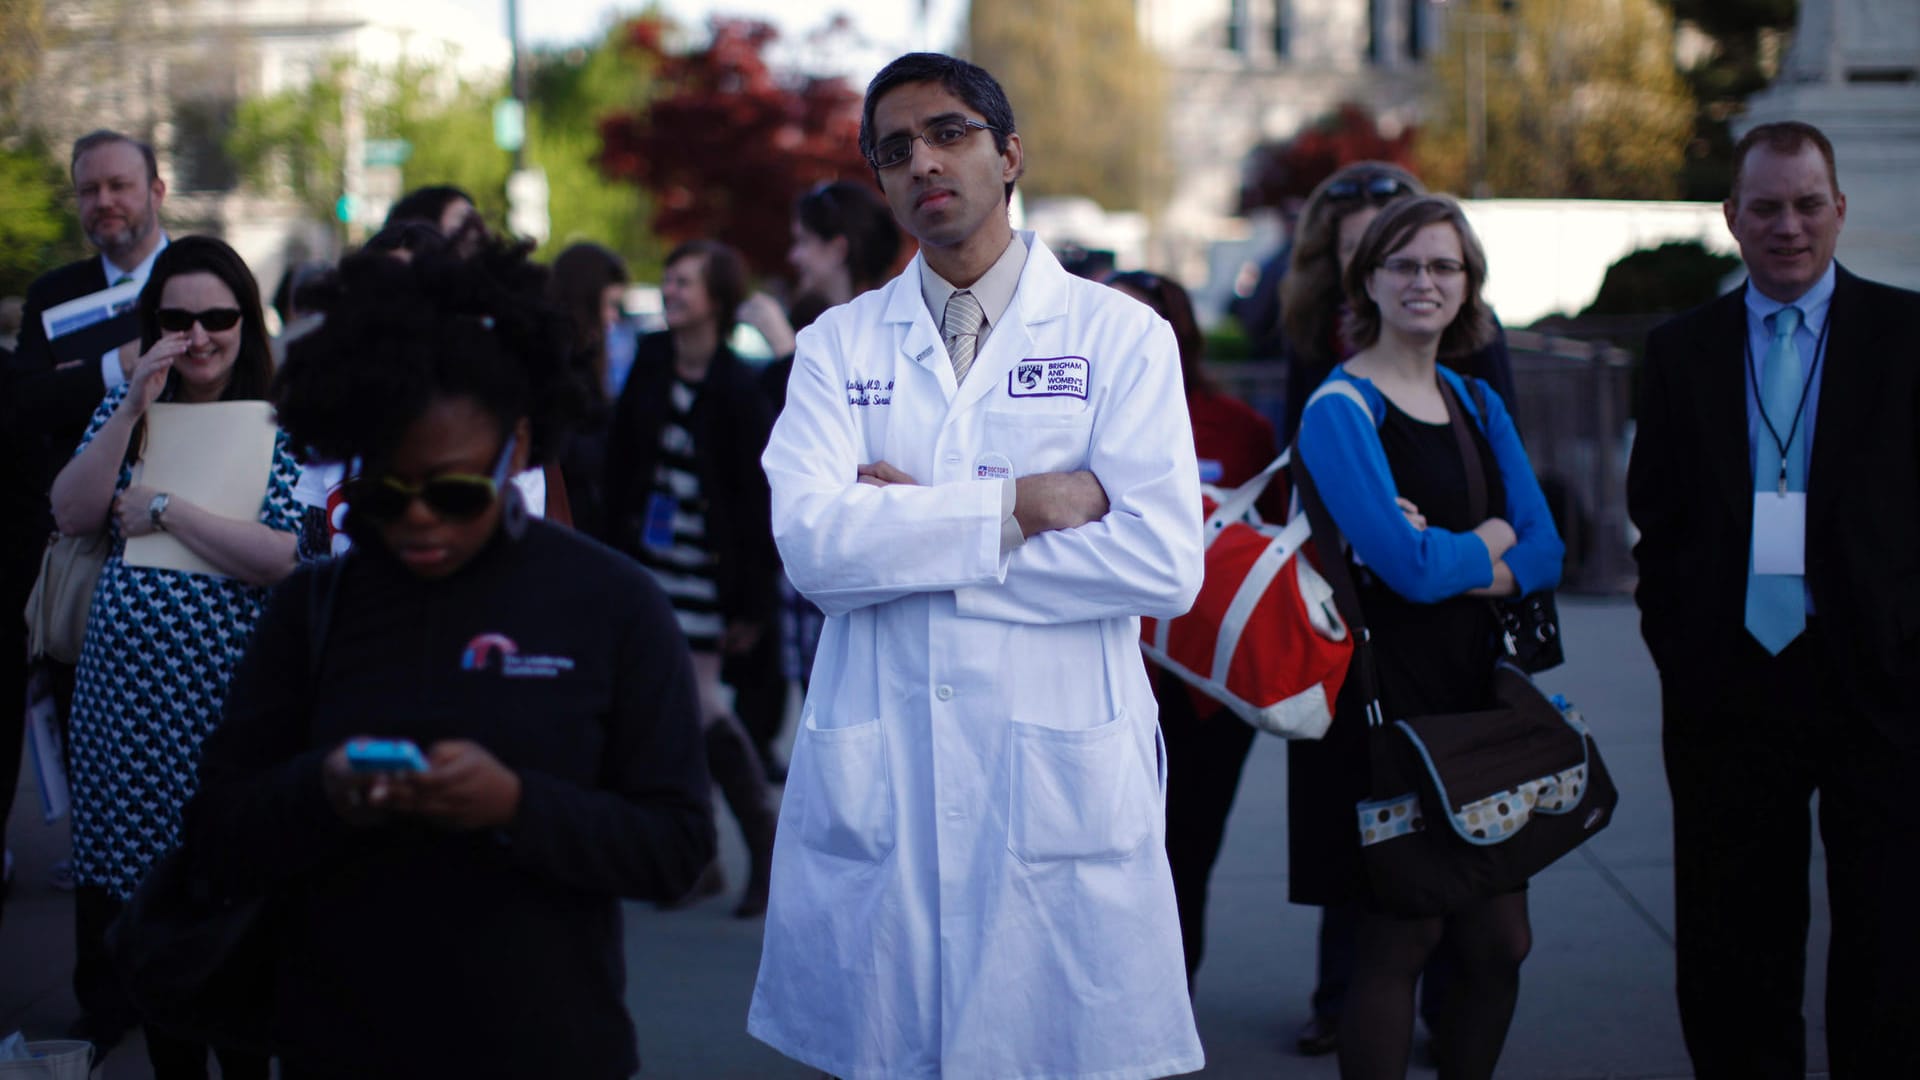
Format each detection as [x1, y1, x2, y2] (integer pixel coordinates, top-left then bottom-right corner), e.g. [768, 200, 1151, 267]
[1141, 448, 1352, 739]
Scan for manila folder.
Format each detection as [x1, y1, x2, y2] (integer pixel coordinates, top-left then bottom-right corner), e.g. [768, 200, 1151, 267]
[122, 401, 278, 576]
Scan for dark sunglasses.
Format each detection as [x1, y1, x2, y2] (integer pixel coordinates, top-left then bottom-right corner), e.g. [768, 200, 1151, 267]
[348, 432, 517, 524]
[157, 307, 243, 333]
[1323, 174, 1413, 203]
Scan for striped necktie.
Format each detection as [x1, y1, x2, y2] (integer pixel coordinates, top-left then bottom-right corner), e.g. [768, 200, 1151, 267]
[943, 289, 983, 386]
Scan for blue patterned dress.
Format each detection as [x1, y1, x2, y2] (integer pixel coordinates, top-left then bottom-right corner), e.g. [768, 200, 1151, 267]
[67, 384, 302, 899]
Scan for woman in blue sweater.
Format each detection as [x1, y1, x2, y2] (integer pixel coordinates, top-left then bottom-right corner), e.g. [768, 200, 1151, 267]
[1293, 195, 1563, 1080]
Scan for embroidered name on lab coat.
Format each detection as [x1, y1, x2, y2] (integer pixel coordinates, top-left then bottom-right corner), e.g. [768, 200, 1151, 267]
[846, 378, 894, 406]
[1008, 356, 1090, 400]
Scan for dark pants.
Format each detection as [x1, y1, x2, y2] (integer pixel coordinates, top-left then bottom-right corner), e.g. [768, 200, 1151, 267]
[1157, 669, 1259, 986]
[724, 619, 787, 776]
[1664, 623, 1920, 1079]
[0, 534, 40, 898]
[75, 886, 269, 1079]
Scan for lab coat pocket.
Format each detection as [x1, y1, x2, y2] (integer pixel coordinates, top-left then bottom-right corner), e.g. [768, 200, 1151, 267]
[1008, 711, 1151, 864]
[797, 710, 895, 863]
[984, 407, 1095, 475]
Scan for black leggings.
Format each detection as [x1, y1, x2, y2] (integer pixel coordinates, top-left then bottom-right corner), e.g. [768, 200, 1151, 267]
[1338, 890, 1531, 1080]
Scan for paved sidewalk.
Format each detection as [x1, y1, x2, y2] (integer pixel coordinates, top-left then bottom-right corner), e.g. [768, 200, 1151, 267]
[0, 599, 1831, 1077]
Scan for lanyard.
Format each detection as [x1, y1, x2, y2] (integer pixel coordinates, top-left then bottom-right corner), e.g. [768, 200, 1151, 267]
[1744, 313, 1832, 496]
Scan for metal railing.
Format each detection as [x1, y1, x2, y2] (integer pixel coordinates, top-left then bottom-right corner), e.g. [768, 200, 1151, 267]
[1207, 332, 1637, 595]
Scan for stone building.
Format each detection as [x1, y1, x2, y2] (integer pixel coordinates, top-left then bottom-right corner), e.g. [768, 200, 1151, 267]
[1132, 0, 1446, 303]
[23, 0, 508, 303]
[1738, 0, 1920, 290]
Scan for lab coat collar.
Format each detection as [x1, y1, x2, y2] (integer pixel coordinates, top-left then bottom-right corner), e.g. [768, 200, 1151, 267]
[887, 231, 1070, 412]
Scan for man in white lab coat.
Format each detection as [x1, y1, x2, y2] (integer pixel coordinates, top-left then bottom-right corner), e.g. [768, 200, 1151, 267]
[748, 53, 1206, 1079]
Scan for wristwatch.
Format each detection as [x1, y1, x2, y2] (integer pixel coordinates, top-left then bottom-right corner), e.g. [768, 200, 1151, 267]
[147, 492, 171, 532]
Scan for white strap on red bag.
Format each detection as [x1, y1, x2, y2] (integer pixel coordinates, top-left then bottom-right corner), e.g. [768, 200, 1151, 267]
[1142, 446, 1352, 739]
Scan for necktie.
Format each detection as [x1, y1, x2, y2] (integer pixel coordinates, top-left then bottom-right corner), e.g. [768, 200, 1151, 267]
[114, 274, 133, 286]
[1744, 305, 1805, 654]
[943, 290, 983, 386]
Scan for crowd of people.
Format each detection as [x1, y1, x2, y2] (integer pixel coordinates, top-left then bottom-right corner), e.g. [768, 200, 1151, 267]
[0, 44, 1913, 1080]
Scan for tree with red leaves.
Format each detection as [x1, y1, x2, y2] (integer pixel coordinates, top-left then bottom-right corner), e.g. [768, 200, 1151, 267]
[1239, 103, 1418, 213]
[598, 16, 876, 277]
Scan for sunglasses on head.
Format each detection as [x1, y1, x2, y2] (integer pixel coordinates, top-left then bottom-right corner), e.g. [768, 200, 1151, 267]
[1324, 174, 1413, 203]
[157, 307, 243, 333]
[348, 432, 518, 524]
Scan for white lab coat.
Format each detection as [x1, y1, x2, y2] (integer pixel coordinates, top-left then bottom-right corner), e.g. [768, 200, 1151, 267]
[748, 235, 1206, 1080]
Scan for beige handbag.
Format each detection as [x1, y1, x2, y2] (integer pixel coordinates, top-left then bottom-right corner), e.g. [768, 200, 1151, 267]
[24, 531, 110, 664]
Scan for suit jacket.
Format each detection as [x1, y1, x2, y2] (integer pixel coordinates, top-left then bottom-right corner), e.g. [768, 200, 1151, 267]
[1629, 265, 1920, 745]
[3, 257, 117, 549]
[602, 330, 778, 625]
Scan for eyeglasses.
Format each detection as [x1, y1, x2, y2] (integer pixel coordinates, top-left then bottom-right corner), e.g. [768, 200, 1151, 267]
[1324, 174, 1413, 204]
[157, 307, 243, 333]
[868, 118, 999, 170]
[348, 432, 517, 523]
[1377, 257, 1466, 282]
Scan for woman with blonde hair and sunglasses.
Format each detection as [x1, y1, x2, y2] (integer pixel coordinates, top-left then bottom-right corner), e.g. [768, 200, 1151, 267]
[184, 245, 715, 1078]
[1293, 195, 1562, 1079]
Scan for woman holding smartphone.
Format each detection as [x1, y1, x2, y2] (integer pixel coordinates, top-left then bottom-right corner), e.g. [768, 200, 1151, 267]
[184, 246, 716, 1078]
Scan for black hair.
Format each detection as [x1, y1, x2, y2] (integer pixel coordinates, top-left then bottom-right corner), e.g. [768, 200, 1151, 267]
[665, 239, 748, 341]
[137, 235, 274, 402]
[363, 220, 449, 261]
[71, 129, 160, 184]
[793, 180, 901, 292]
[384, 185, 475, 231]
[273, 244, 585, 471]
[271, 260, 333, 327]
[547, 242, 629, 406]
[861, 53, 1019, 200]
[1107, 270, 1210, 396]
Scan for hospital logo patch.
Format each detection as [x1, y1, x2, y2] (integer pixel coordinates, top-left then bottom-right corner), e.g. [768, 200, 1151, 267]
[1007, 356, 1090, 400]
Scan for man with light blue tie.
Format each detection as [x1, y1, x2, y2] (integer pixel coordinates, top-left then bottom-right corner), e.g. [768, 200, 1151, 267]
[1630, 120, 1920, 1080]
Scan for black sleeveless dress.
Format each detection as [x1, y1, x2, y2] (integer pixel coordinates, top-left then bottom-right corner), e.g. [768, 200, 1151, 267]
[1288, 396, 1507, 908]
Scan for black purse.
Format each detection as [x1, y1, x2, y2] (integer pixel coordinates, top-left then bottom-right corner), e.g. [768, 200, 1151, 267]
[1494, 590, 1564, 673]
[105, 556, 347, 1050]
[1454, 378, 1564, 674]
[1292, 380, 1615, 917]
[103, 847, 272, 1050]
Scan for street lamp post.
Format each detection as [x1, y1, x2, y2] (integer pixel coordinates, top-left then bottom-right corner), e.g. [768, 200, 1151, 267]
[506, 0, 526, 173]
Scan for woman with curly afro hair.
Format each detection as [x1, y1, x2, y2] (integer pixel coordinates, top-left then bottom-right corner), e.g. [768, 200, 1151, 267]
[182, 246, 717, 1079]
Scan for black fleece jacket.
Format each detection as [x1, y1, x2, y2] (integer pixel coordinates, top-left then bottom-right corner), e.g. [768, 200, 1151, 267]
[187, 519, 715, 1079]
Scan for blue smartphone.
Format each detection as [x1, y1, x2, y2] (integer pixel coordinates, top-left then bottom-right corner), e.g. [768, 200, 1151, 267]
[345, 738, 428, 774]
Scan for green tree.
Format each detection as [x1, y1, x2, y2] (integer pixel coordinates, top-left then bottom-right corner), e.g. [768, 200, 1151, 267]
[1417, 0, 1695, 199]
[0, 137, 80, 296]
[227, 57, 351, 227]
[967, 0, 1166, 211]
[1662, 0, 1799, 199]
[228, 25, 660, 266]
[0, 0, 49, 133]
[526, 20, 661, 272]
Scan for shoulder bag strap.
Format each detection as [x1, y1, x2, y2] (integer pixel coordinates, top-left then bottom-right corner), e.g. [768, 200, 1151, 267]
[1438, 375, 1489, 524]
[1289, 442, 1384, 726]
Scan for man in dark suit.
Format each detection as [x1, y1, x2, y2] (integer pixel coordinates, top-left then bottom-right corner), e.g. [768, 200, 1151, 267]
[1629, 121, 1920, 1079]
[0, 127, 167, 1047]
